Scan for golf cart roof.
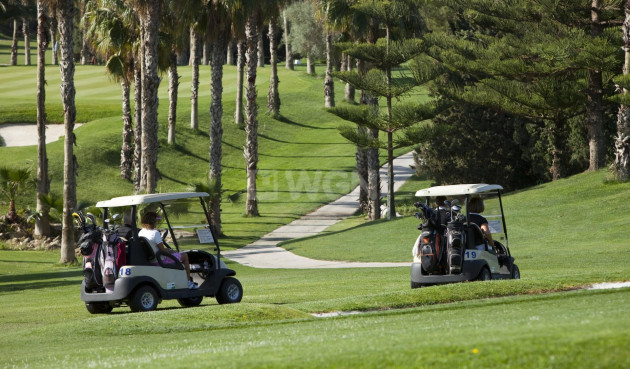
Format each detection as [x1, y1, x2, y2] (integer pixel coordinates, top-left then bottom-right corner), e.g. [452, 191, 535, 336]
[415, 184, 503, 197]
[95, 192, 210, 208]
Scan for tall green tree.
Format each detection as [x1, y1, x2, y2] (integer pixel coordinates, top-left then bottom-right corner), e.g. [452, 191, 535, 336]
[611, 0, 630, 181]
[285, 0, 325, 75]
[35, 0, 50, 237]
[135, 0, 162, 194]
[331, 0, 435, 220]
[425, 1, 618, 180]
[58, 0, 78, 264]
[244, 8, 262, 216]
[207, 0, 232, 233]
[84, 0, 140, 181]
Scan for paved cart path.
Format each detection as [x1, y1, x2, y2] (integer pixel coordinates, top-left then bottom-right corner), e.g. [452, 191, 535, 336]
[222, 152, 415, 269]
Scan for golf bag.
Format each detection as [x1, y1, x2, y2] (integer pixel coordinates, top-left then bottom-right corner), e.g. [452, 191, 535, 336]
[445, 220, 465, 274]
[99, 233, 127, 292]
[79, 229, 103, 290]
[414, 203, 446, 274]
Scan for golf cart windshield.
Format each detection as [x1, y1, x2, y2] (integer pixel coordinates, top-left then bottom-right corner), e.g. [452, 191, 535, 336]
[95, 192, 219, 253]
[467, 192, 507, 247]
[415, 184, 508, 248]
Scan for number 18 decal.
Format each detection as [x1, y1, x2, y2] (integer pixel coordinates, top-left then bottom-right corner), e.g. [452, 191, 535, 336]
[465, 251, 477, 259]
[119, 267, 132, 276]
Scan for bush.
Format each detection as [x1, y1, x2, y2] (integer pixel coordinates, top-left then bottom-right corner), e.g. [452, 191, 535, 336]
[417, 104, 539, 191]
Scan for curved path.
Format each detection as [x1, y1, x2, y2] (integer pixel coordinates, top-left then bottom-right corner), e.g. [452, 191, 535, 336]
[222, 152, 416, 269]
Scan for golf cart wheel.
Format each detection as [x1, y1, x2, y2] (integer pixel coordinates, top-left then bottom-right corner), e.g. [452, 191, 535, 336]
[477, 267, 491, 281]
[85, 302, 113, 314]
[129, 285, 159, 312]
[411, 281, 422, 289]
[177, 296, 203, 308]
[216, 277, 243, 304]
[511, 264, 521, 280]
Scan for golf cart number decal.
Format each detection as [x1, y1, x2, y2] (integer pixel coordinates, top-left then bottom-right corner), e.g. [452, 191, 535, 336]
[464, 251, 478, 260]
[120, 267, 132, 276]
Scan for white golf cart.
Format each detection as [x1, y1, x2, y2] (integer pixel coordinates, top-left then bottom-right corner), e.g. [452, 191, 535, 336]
[77, 192, 242, 313]
[411, 184, 520, 288]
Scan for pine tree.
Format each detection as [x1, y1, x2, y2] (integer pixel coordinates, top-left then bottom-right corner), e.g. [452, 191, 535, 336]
[330, 0, 438, 220]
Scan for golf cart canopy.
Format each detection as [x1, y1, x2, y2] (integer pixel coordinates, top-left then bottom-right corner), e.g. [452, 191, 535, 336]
[415, 184, 503, 197]
[95, 192, 210, 208]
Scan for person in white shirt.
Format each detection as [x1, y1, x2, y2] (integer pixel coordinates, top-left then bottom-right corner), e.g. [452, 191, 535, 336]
[139, 212, 198, 289]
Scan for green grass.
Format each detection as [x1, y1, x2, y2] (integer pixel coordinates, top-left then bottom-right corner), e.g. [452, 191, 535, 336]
[0, 250, 628, 368]
[282, 170, 630, 285]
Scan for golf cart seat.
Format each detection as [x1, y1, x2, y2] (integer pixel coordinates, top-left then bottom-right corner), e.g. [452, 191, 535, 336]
[127, 237, 184, 270]
[467, 223, 487, 250]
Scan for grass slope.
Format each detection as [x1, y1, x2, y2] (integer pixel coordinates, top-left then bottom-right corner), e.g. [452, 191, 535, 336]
[282, 170, 630, 284]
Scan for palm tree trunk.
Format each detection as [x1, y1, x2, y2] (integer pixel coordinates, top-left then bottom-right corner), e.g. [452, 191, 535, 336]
[367, 127, 380, 220]
[167, 50, 179, 145]
[283, 9, 293, 70]
[50, 15, 58, 65]
[203, 37, 211, 65]
[356, 126, 368, 214]
[120, 78, 133, 180]
[11, 19, 18, 66]
[587, 0, 606, 171]
[226, 39, 234, 65]
[357, 59, 380, 219]
[133, 57, 143, 193]
[307, 52, 315, 75]
[22, 18, 31, 66]
[245, 15, 260, 216]
[80, 0, 91, 64]
[210, 35, 226, 234]
[58, 0, 77, 264]
[235, 39, 245, 125]
[257, 31, 265, 67]
[267, 19, 280, 116]
[324, 33, 335, 108]
[35, 0, 50, 237]
[345, 54, 355, 102]
[190, 27, 200, 130]
[140, 1, 162, 193]
[614, 1, 630, 181]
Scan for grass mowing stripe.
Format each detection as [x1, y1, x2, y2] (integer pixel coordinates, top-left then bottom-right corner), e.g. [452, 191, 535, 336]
[1, 289, 627, 368]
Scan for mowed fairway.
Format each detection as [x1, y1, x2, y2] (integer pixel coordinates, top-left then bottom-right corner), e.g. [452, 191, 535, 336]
[1, 39, 629, 368]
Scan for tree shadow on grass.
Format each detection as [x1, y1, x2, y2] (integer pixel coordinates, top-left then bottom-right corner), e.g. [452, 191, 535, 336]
[275, 115, 336, 130]
[0, 269, 82, 293]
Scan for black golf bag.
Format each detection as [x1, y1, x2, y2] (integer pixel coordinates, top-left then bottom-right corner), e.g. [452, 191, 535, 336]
[415, 203, 447, 274]
[445, 220, 465, 274]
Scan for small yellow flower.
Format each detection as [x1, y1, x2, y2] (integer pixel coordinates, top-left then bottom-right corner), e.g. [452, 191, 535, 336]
[472, 348, 479, 355]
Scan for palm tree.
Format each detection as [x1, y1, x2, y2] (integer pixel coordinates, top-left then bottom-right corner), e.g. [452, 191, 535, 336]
[22, 6, 31, 66]
[35, 0, 50, 236]
[282, 8, 293, 70]
[58, 0, 78, 264]
[234, 38, 245, 125]
[190, 25, 200, 130]
[136, 0, 162, 194]
[207, 0, 231, 233]
[267, 16, 281, 115]
[244, 10, 262, 216]
[84, 0, 140, 180]
[0, 167, 33, 223]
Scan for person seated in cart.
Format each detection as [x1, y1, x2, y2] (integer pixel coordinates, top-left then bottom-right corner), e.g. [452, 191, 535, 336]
[467, 197, 495, 249]
[139, 212, 198, 289]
